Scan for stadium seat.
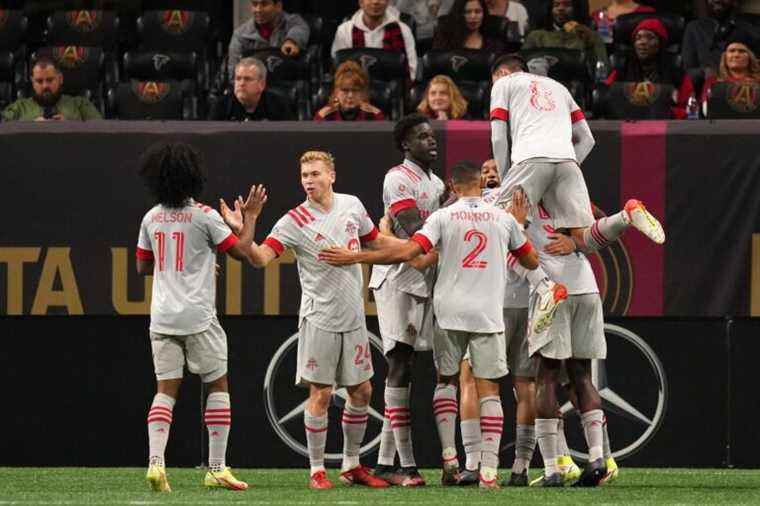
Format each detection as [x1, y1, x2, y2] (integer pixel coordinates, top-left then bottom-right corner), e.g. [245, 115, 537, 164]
[123, 50, 200, 85]
[706, 81, 760, 119]
[593, 81, 675, 119]
[0, 49, 15, 110]
[0, 9, 28, 78]
[312, 79, 395, 120]
[107, 79, 196, 120]
[243, 47, 312, 117]
[408, 79, 490, 119]
[612, 12, 686, 55]
[44, 10, 119, 50]
[520, 47, 591, 109]
[421, 49, 497, 83]
[334, 47, 408, 117]
[31, 45, 107, 112]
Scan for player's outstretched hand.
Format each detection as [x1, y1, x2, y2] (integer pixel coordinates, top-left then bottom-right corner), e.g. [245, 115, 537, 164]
[544, 233, 576, 255]
[509, 189, 529, 225]
[220, 197, 243, 234]
[241, 184, 268, 219]
[318, 247, 358, 266]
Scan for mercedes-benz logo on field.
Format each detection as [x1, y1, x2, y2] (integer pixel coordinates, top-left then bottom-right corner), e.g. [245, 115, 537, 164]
[561, 323, 668, 461]
[264, 332, 385, 463]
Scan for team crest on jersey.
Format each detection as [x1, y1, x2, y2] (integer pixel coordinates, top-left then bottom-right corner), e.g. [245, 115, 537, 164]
[161, 10, 193, 35]
[306, 358, 318, 370]
[726, 82, 759, 113]
[528, 81, 556, 111]
[420, 191, 429, 200]
[345, 221, 358, 234]
[134, 81, 171, 103]
[314, 233, 325, 242]
[65, 10, 100, 32]
[398, 184, 406, 193]
[347, 239, 360, 251]
[54, 46, 88, 68]
[623, 81, 660, 106]
[0, 10, 8, 29]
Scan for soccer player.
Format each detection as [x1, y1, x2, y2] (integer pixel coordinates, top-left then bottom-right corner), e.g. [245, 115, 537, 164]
[319, 160, 542, 489]
[367, 114, 445, 486]
[219, 150, 390, 490]
[136, 141, 264, 492]
[489, 54, 665, 254]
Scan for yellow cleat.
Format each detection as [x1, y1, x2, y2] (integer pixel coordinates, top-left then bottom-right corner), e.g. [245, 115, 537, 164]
[146, 464, 171, 492]
[204, 467, 249, 491]
[601, 457, 619, 485]
[556, 455, 581, 484]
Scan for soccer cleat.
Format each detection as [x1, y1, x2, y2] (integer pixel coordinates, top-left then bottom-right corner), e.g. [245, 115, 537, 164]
[504, 469, 528, 487]
[398, 466, 426, 487]
[600, 457, 619, 485]
[441, 462, 460, 486]
[340, 465, 390, 488]
[372, 464, 406, 486]
[204, 467, 248, 490]
[572, 458, 607, 487]
[479, 468, 500, 490]
[146, 464, 171, 492]
[457, 469, 480, 486]
[540, 473, 565, 487]
[624, 199, 665, 244]
[557, 455, 582, 484]
[530, 281, 568, 335]
[309, 470, 334, 490]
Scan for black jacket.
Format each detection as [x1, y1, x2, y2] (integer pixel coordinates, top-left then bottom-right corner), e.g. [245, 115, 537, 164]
[207, 89, 295, 121]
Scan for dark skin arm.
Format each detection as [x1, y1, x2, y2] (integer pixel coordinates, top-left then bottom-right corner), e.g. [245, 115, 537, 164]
[394, 207, 425, 237]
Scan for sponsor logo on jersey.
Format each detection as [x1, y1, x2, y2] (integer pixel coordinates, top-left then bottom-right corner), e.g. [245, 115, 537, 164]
[161, 10, 192, 35]
[345, 222, 357, 235]
[65, 10, 100, 32]
[727, 82, 759, 113]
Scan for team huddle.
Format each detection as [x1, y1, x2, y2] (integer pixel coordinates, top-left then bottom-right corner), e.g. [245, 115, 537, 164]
[135, 54, 665, 492]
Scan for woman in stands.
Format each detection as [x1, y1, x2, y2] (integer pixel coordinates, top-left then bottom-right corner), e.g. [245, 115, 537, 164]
[604, 18, 694, 119]
[432, 0, 507, 52]
[416, 74, 469, 119]
[314, 60, 385, 121]
[523, 0, 608, 69]
[700, 35, 760, 104]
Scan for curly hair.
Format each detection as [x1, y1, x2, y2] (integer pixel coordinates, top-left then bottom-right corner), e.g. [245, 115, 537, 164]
[417, 75, 469, 119]
[330, 60, 371, 104]
[393, 113, 430, 152]
[139, 141, 206, 208]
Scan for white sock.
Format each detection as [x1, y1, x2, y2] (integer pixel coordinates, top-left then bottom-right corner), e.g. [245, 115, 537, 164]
[460, 419, 481, 471]
[377, 403, 397, 467]
[603, 415, 612, 459]
[583, 212, 629, 252]
[147, 393, 175, 467]
[205, 392, 231, 472]
[304, 409, 328, 474]
[387, 386, 416, 467]
[433, 384, 458, 468]
[479, 396, 503, 471]
[557, 416, 571, 457]
[535, 418, 559, 477]
[341, 402, 368, 472]
[512, 424, 536, 474]
[581, 409, 605, 462]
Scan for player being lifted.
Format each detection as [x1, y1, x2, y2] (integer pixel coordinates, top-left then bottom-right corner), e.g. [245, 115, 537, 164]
[136, 141, 264, 492]
[219, 151, 391, 490]
[367, 114, 445, 486]
[320, 161, 542, 489]
[489, 54, 665, 261]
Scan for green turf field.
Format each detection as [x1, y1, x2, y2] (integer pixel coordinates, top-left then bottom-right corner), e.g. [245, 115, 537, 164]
[1, 468, 759, 505]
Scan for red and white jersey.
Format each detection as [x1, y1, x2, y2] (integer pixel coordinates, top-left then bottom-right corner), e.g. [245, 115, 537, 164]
[412, 197, 531, 333]
[369, 158, 446, 297]
[490, 72, 586, 165]
[263, 193, 379, 333]
[525, 203, 598, 295]
[482, 187, 530, 309]
[137, 201, 238, 335]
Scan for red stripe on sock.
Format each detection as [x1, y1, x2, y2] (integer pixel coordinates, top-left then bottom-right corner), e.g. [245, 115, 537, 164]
[305, 425, 328, 433]
[481, 429, 503, 434]
[442, 455, 458, 463]
[433, 399, 457, 406]
[480, 416, 503, 421]
[342, 419, 368, 425]
[434, 409, 458, 416]
[385, 407, 410, 413]
[391, 423, 410, 428]
[205, 408, 231, 413]
[147, 416, 172, 424]
[205, 421, 231, 426]
[149, 406, 172, 415]
[205, 418, 231, 423]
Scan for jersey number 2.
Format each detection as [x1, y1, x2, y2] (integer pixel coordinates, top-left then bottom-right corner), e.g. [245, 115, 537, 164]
[154, 231, 185, 272]
[462, 229, 488, 269]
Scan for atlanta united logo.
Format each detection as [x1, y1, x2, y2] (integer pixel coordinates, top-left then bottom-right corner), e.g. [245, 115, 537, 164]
[54, 46, 88, 69]
[623, 81, 661, 107]
[726, 82, 759, 113]
[161, 10, 193, 35]
[133, 81, 171, 104]
[65, 10, 100, 32]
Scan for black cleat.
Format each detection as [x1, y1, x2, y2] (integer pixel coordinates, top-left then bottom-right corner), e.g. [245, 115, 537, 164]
[373, 464, 406, 486]
[572, 458, 607, 487]
[398, 466, 426, 487]
[457, 469, 479, 486]
[504, 469, 528, 487]
[441, 465, 460, 486]
[541, 473, 565, 487]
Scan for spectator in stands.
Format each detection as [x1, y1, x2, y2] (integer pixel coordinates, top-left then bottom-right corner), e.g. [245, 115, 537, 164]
[208, 57, 295, 121]
[682, 0, 760, 78]
[331, 0, 419, 81]
[486, 0, 530, 39]
[432, 0, 508, 51]
[591, 0, 655, 27]
[2, 58, 101, 121]
[417, 74, 469, 119]
[523, 0, 609, 68]
[227, 0, 310, 78]
[394, 0, 444, 40]
[605, 18, 695, 118]
[314, 60, 385, 121]
[700, 33, 760, 103]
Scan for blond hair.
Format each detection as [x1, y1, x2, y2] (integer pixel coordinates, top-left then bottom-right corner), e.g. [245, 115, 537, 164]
[417, 75, 468, 119]
[300, 150, 335, 170]
[719, 43, 760, 82]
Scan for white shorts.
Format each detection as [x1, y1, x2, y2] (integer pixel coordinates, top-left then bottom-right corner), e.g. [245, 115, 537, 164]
[149, 317, 228, 383]
[373, 279, 432, 354]
[528, 293, 606, 360]
[295, 318, 374, 388]
[504, 307, 536, 378]
[435, 327, 508, 380]
[501, 157, 594, 230]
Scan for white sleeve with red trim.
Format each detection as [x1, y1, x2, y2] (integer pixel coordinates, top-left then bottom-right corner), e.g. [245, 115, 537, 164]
[384, 168, 418, 217]
[504, 213, 531, 255]
[490, 78, 511, 179]
[410, 209, 441, 253]
[263, 214, 299, 257]
[354, 198, 379, 244]
[568, 91, 595, 164]
[206, 209, 239, 253]
[136, 216, 154, 261]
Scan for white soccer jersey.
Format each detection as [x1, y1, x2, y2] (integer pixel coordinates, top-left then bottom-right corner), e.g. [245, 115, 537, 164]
[490, 72, 586, 166]
[525, 203, 599, 295]
[369, 158, 446, 297]
[412, 197, 531, 333]
[137, 201, 238, 335]
[263, 193, 379, 333]
[482, 187, 530, 309]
